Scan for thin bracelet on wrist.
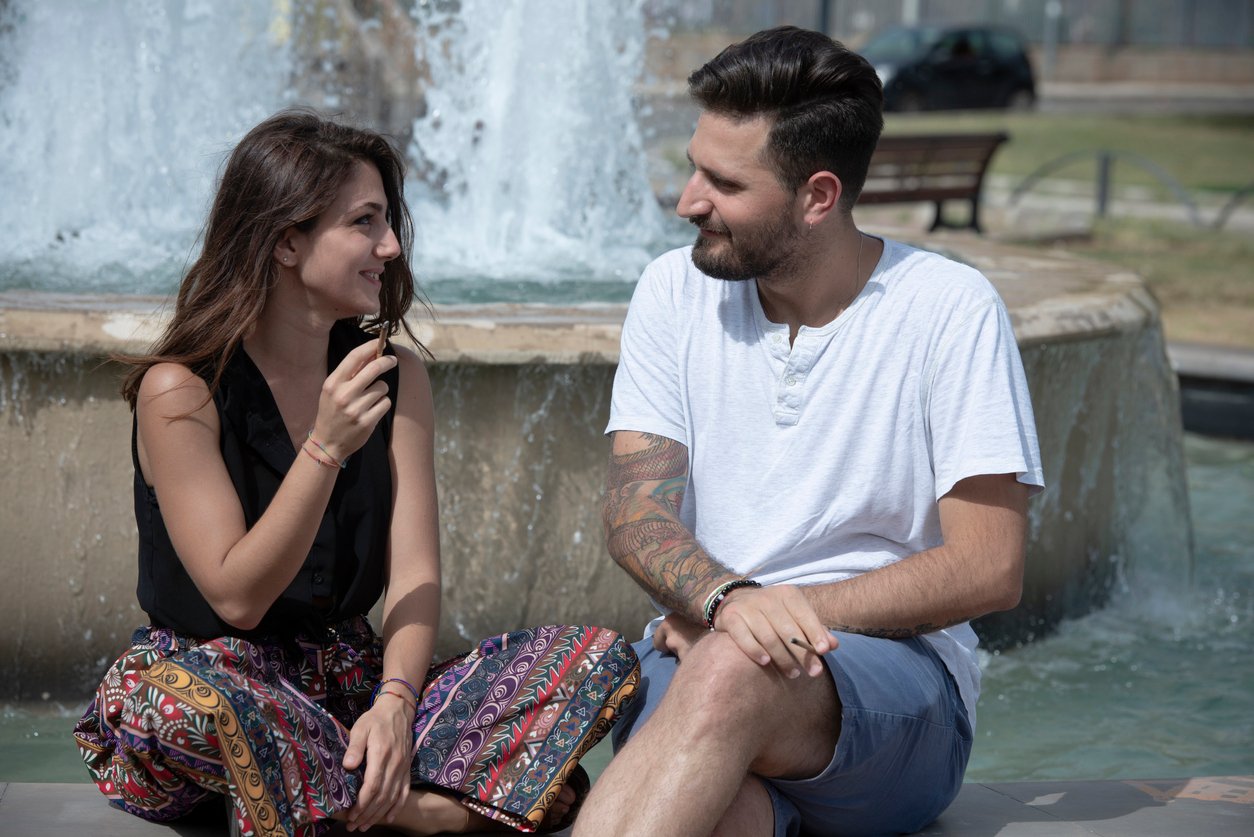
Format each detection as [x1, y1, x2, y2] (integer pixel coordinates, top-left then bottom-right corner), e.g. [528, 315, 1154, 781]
[305, 429, 347, 469]
[372, 688, 417, 710]
[370, 676, 420, 707]
[300, 442, 337, 468]
[376, 677, 421, 700]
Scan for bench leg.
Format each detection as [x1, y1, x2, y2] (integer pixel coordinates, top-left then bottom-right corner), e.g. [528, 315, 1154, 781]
[929, 200, 985, 234]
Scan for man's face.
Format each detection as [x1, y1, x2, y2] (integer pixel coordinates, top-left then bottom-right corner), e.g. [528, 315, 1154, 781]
[677, 112, 803, 282]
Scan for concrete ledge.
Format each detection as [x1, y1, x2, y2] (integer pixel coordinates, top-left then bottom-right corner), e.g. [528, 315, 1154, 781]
[4, 776, 1251, 836]
[0, 293, 631, 365]
[0, 234, 1168, 362]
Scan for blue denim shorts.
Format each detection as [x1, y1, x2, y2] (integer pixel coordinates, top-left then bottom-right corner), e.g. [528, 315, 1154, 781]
[611, 631, 973, 837]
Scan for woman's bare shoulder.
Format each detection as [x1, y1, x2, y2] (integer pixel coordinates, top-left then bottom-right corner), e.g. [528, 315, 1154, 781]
[137, 363, 214, 418]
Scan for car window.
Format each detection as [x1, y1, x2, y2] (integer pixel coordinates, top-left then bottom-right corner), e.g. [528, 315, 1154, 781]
[861, 26, 940, 63]
[988, 31, 1026, 61]
[932, 32, 973, 61]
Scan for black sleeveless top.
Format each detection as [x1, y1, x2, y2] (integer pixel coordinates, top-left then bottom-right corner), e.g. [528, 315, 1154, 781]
[134, 321, 399, 639]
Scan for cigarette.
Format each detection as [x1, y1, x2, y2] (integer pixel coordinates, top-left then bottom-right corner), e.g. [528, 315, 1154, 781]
[374, 321, 389, 359]
[790, 636, 818, 654]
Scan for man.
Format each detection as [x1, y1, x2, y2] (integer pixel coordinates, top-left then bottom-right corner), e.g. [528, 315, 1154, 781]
[573, 26, 1044, 837]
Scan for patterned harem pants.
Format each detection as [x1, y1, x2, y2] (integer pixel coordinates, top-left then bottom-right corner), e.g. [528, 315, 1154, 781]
[73, 618, 639, 835]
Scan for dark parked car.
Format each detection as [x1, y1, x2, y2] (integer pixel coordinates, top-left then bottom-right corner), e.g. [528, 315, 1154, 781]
[859, 24, 1036, 112]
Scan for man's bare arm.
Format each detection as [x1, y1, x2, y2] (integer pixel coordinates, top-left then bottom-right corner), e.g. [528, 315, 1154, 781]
[706, 471, 1029, 677]
[791, 472, 1030, 638]
[601, 430, 737, 621]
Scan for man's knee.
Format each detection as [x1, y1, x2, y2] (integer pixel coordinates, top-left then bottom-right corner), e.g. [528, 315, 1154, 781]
[671, 632, 840, 779]
[673, 632, 776, 713]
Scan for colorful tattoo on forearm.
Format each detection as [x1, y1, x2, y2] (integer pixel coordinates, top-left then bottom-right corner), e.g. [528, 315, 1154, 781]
[603, 433, 733, 618]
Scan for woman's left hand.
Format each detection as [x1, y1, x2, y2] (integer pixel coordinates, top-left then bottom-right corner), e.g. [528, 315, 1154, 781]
[342, 692, 416, 831]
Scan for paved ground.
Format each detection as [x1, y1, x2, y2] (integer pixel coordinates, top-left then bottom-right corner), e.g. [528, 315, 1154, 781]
[4, 776, 1253, 835]
[1038, 80, 1254, 115]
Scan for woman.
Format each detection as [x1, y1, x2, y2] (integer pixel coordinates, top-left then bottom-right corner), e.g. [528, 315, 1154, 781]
[73, 109, 639, 836]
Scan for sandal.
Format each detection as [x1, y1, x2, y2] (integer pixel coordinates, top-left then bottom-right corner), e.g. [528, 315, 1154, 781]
[455, 764, 591, 834]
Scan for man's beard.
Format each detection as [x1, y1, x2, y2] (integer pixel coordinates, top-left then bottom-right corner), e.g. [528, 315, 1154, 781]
[690, 208, 803, 282]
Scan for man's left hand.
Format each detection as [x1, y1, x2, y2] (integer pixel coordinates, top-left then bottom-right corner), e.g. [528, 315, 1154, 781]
[713, 585, 836, 678]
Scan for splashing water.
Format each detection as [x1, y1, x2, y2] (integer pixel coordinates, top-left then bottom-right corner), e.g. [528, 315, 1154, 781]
[406, 0, 668, 298]
[0, 1, 293, 294]
[0, 0, 670, 300]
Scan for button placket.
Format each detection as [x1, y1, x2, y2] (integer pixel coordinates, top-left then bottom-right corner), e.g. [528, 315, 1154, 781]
[783, 331, 819, 406]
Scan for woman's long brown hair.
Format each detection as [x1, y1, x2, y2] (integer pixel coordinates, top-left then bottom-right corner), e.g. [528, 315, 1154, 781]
[118, 108, 430, 409]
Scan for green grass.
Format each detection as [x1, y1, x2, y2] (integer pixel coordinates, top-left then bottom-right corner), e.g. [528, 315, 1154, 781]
[884, 112, 1254, 197]
[880, 112, 1254, 348]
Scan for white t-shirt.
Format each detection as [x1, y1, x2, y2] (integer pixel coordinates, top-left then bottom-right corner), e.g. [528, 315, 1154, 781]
[606, 239, 1045, 725]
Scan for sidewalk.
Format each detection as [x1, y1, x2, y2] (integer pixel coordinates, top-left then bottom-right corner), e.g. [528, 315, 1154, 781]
[1039, 80, 1254, 114]
[3, 776, 1252, 835]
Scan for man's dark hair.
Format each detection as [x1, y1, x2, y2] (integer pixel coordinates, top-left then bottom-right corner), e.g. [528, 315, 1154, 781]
[687, 26, 884, 210]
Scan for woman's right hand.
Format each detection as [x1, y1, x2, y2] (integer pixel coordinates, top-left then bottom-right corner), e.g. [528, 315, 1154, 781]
[309, 341, 399, 463]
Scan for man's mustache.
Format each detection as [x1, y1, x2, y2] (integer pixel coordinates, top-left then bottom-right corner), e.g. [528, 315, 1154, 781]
[690, 215, 729, 236]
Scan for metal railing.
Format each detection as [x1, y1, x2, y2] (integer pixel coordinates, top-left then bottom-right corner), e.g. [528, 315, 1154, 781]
[1009, 149, 1250, 230]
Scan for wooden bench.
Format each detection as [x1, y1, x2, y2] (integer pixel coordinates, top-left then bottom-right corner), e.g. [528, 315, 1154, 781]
[858, 132, 1009, 233]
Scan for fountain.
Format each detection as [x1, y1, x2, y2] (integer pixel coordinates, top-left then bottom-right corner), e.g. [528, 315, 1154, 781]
[0, 0, 1192, 703]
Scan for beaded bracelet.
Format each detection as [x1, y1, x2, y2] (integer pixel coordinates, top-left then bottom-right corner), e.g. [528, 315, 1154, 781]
[305, 430, 346, 469]
[702, 578, 759, 622]
[703, 578, 762, 630]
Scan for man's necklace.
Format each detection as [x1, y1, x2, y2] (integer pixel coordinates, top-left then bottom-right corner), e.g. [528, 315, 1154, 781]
[838, 231, 866, 316]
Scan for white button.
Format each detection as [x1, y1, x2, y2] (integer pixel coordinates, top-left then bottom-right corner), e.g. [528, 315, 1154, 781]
[772, 334, 783, 343]
[785, 376, 797, 386]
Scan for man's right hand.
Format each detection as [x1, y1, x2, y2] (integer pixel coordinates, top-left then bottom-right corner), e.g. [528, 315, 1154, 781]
[653, 613, 707, 660]
[712, 585, 836, 679]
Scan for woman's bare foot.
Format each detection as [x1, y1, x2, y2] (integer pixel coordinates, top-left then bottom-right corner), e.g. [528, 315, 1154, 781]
[333, 778, 580, 835]
[333, 789, 472, 836]
[387, 790, 475, 835]
[388, 783, 577, 835]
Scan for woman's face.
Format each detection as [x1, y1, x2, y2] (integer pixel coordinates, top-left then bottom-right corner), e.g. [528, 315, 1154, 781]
[287, 160, 401, 318]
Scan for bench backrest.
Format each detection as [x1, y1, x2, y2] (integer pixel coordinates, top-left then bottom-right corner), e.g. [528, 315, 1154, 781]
[858, 132, 1009, 204]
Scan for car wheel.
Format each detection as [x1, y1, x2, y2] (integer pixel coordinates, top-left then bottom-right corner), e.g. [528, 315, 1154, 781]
[1005, 88, 1035, 111]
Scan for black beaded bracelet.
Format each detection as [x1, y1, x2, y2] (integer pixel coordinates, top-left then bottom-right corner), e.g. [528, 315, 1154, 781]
[703, 579, 762, 629]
